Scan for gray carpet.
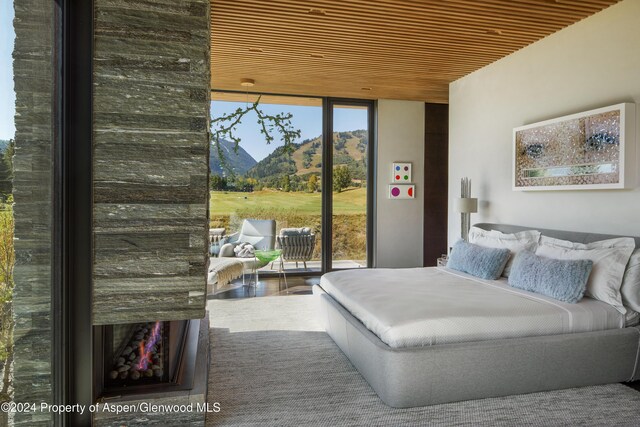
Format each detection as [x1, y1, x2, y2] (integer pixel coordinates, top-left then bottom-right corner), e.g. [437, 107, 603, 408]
[207, 295, 640, 426]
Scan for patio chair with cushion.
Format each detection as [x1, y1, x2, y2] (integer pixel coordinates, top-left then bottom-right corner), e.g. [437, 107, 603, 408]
[275, 227, 316, 270]
[218, 219, 276, 282]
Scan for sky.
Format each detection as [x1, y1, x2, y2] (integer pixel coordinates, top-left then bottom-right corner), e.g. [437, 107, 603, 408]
[211, 101, 368, 161]
[0, 0, 15, 140]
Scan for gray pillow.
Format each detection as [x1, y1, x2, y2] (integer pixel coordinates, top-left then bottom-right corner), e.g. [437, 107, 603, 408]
[508, 251, 592, 304]
[446, 240, 511, 280]
[279, 227, 311, 236]
[234, 242, 255, 258]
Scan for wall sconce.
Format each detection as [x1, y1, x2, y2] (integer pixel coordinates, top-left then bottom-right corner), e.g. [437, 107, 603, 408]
[455, 177, 477, 241]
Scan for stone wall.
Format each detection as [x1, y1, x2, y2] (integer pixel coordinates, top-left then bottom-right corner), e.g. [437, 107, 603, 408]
[12, 0, 54, 425]
[93, 0, 211, 324]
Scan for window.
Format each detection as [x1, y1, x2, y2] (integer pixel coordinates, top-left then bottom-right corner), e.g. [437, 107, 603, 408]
[2, 1, 58, 425]
[210, 93, 375, 276]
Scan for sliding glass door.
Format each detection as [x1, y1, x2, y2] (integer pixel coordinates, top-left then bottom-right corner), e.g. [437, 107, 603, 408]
[210, 93, 323, 274]
[209, 94, 374, 276]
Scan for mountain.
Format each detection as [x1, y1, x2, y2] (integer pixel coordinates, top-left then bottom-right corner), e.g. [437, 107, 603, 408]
[210, 138, 257, 176]
[247, 130, 368, 181]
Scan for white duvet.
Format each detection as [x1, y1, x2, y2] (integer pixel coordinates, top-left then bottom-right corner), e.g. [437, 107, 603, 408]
[318, 267, 625, 348]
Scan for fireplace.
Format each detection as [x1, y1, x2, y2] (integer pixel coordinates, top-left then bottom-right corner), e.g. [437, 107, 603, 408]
[94, 319, 200, 398]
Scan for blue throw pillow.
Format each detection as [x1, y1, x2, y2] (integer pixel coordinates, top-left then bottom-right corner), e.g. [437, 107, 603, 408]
[209, 237, 228, 256]
[508, 251, 593, 303]
[446, 240, 511, 280]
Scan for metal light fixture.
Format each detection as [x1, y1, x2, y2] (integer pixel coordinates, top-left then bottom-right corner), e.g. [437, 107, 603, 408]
[455, 177, 478, 241]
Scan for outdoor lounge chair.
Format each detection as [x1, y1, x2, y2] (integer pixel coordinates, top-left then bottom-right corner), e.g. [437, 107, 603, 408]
[218, 219, 276, 278]
[275, 227, 316, 270]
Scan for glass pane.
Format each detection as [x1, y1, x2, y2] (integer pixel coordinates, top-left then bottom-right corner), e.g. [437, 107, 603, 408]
[331, 105, 368, 269]
[2, 1, 55, 425]
[210, 94, 323, 292]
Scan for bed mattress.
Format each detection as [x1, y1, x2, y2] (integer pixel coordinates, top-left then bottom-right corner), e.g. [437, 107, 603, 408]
[318, 267, 625, 348]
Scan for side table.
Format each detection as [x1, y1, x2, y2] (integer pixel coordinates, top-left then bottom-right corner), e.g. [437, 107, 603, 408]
[253, 249, 288, 296]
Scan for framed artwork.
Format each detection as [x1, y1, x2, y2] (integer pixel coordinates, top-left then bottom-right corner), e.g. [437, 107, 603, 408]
[513, 103, 636, 191]
[392, 162, 412, 183]
[389, 184, 415, 199]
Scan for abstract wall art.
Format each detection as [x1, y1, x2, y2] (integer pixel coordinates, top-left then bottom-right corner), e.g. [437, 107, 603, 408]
[392, 162, 412, 183]
[389, 184, 415, 199]
[513, 103, 636, 191]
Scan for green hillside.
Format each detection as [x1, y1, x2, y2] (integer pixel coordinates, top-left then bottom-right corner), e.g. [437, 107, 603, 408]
[244, 144, 297, 180]
[245, 129, 368, 184]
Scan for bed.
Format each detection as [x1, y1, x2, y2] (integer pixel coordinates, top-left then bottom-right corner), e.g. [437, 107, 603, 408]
[313, 223, 640, 408]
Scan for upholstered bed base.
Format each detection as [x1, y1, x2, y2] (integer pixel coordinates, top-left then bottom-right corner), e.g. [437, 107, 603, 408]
[314, 285, 640, 408]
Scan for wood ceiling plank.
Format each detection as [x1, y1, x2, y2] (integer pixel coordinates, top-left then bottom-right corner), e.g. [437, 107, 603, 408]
[210, 0, 620, 101]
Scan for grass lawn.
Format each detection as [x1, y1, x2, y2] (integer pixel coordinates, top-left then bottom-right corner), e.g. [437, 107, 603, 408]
[210, 187, 366, 215]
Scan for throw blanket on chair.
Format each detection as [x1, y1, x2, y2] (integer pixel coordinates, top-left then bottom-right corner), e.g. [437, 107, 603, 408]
[208, 258, 244, 288]
[234, 242, 256, 258]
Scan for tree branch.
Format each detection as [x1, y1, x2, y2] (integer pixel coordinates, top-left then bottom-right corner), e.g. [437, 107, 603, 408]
[211, 97, 301, 175]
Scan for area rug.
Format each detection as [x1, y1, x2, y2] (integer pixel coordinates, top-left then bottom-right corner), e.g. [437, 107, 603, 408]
[207, 296, 640, 426]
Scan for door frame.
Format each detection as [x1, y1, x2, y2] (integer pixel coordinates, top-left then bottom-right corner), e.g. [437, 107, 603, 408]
[322, 98, 376, 272]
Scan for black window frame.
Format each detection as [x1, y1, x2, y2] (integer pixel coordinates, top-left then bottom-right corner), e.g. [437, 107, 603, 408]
[57, 0, 94, 425]
[323, 98, 376, 272]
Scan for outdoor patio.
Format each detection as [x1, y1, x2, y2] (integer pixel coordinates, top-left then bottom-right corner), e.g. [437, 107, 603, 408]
[258, 259, 366, 274]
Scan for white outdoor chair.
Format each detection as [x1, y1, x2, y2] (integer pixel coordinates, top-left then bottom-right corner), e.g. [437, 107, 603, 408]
[218, 219, 276, 288]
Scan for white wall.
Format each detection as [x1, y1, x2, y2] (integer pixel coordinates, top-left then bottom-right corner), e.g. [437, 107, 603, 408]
[376, 99, 425, 267]
[449, 0, 640, 244]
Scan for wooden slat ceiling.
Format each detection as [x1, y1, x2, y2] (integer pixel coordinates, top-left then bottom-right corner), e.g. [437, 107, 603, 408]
[210, 0, 620, 103]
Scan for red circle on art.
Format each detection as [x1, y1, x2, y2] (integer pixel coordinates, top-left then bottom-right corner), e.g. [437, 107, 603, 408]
[408, 187, 413, 197]
[395, 175, 400, 180]
[391, 187, 400, 197]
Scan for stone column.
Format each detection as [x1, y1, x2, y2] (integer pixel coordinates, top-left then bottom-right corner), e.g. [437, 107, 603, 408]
[92, 0, 211, 324]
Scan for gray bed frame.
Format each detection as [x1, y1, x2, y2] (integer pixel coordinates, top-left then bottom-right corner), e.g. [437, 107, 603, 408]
[313, 223, 640, 408]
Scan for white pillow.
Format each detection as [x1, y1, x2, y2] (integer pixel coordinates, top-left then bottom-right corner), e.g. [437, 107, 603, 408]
[535, 236, 635, 314]
[621, 248, 640, 312]
[468, 227, 541, 277]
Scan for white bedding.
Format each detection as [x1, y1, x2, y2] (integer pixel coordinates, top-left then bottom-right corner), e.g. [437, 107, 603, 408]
[318, 267, 625, 348]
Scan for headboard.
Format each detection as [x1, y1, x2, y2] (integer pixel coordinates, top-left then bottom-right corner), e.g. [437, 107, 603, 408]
[474, 223, 640, 248]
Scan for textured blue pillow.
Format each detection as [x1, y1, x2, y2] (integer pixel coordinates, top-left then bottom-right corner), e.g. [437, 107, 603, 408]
[446, 240, 511, 280]
[209, 237, 228, 256]
[508, 251, 593, 303]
